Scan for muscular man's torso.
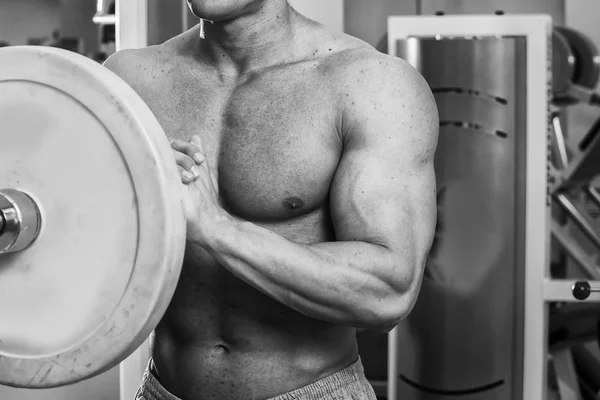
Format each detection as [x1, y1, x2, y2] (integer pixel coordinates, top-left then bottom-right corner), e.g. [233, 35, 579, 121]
[117, 21, 375, 400]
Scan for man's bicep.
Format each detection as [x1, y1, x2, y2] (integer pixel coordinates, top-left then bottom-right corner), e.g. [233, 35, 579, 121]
[329, 145, 437, 258]
[330, 54, 439, 263]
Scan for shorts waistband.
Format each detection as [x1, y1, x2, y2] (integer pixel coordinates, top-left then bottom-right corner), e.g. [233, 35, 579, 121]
[135, 356, 373, 400]
[266, 357, 368, 400]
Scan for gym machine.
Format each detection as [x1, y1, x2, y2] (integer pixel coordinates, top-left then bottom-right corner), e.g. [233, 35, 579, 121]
[365, 14, 600, 400]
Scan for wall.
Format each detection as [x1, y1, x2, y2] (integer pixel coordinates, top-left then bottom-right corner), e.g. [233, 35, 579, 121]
[59, 0, 100, 55]
[290, 0, 344, 31]
[148, 0, 186, 46]
[0, 0, 100, 54]
[0, 0, 61, 45]
[345, 0, 417, 46]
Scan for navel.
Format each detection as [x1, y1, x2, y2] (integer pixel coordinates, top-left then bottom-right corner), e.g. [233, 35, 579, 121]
[211, 344, 229, 354]
[283, 197, 305, 211]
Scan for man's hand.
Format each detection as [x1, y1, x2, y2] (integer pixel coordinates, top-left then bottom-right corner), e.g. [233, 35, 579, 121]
[171, 136, 226, 245]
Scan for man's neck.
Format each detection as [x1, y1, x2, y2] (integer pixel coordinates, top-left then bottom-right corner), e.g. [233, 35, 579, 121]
[197, 0, 300, 76]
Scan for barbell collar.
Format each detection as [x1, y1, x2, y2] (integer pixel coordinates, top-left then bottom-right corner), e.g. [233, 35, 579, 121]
[0, 208, 5, 235]
[0, 189, 41, 254]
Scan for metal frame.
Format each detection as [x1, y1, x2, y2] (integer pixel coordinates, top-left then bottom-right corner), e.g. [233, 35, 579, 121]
[554, 348, 581, 400]
[388, 15, 551, 400]
[115, 0, 148, 51]
[119, 343, 150, 400]
[115, 1, 149, 398]
[181, 0, 191, 33]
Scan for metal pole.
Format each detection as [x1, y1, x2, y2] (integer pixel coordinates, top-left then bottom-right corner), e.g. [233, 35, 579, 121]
[116, 0, 148, 51]
[181, 0, 190, 33]
[387, 326, 399, 399]
[117, 1, 149, 396]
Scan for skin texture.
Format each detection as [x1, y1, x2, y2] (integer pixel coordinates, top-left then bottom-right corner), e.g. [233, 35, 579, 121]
[104, 1, 438, 399]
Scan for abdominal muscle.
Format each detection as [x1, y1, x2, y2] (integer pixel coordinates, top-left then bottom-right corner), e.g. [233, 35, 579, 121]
[149, 214, 359, 400]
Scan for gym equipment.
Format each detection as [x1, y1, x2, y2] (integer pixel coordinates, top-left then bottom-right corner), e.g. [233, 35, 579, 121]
[382, 14, 550, 400]
[572, 281, 600, 301]
[545, 102, 600, 400]
[0, 46, 186, 388]
[93, 0, 116, 25]
[547, 304, 600, 400]
[553, 26, 600, 107]
[381, 14, 600, 400]
[379, 25, 600, 108]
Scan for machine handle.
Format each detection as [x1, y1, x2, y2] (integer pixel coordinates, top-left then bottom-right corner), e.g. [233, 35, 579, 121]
[572, 281, 600, 300]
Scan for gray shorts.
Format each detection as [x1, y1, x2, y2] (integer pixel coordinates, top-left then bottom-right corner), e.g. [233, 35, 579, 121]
[134, 357, 377, 400]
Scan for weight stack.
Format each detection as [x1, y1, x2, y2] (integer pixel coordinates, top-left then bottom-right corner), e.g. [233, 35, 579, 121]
[358, 37, 528, 399]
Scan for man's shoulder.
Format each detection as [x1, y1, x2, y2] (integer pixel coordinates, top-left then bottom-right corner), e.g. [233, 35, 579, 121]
[319, 43, 433, 125]
[320, 41, 423, 97]
[303, 24, 423, 97]
[102, 44, 175, 89]
[315, 34, 437, 143]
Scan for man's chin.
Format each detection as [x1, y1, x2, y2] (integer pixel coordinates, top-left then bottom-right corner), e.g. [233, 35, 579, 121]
[191, 11, 239, 23]
[187, 0, 262, 23]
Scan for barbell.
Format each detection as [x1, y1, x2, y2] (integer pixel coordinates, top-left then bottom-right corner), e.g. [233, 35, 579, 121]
[0, 46, 186, 388]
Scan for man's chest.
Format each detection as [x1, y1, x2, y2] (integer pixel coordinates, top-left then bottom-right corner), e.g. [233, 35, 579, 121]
[146, 76, 343, 221]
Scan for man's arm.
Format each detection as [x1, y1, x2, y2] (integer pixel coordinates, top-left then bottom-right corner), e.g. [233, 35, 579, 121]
[200, 54, 438, 332]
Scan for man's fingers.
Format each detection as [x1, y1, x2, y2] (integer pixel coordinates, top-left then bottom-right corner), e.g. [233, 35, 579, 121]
[190, 135, 204, 152]
[193, 151, 205, 164]
[176, 164, 195, 184]
[170, 137, 209, 184]
[189, 136, 205, 164]
[181, 170, 195, 183]
[171, 138, 205, 165]
[174, 151, 199, 182]
[173, 151, 196, 172]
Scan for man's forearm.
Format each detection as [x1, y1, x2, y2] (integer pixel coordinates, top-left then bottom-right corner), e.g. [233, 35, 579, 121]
[196, 215, 414, 330]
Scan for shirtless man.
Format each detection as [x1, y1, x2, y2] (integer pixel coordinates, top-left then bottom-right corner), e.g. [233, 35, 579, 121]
[104, 0, 438, 399]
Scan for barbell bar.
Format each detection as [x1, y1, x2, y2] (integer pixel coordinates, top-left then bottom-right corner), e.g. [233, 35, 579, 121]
[0, 189, 42, 254]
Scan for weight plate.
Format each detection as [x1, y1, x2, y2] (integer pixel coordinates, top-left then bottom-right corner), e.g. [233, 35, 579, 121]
[554, 26, 600, 106]
[0, 47, 186, 387]
[557, 26, 600, 88]
[552, 29, 576, 104]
